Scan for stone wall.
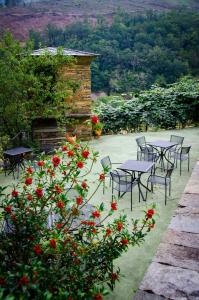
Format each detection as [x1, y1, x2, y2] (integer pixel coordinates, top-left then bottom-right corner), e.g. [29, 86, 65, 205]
[134, 159, 199, 300]
[33, 56, 94, 149]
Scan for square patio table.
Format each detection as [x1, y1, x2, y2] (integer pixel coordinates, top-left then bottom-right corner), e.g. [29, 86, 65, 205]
[4, 147, 32, 179]
[118, 160, 154, 202]
[147, 140, 177, 170]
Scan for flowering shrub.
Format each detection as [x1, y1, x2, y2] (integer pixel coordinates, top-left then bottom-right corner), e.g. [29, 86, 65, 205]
[0, 138, 156, 299]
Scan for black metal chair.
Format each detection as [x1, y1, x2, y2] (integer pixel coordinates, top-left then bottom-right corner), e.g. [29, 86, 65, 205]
[110, 170, 138, 211]
[135, 136, 155, 160]
[100, 156, 124, 194]
[168, 135, 184, 158]
[146, 163, 174, 205]
[173, 146, 191, 175]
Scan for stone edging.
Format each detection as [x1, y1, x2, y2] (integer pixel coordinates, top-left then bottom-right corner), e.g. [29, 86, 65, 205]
[133, 160, 199, 300]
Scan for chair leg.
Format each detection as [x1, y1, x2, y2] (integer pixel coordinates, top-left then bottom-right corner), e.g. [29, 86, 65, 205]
[188, 156, 190, 172]
[169, 182, 171, 196]
[180, 160, 182, 176]
[165, 185, 167, 205]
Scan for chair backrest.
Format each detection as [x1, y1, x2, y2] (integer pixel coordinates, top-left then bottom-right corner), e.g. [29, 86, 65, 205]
[110, 170, 132, 187]
[180, 146, 191, 155]
[170, 135, 184, 146]
[101, 156, 112, 170]
[136, 136, 146, 148]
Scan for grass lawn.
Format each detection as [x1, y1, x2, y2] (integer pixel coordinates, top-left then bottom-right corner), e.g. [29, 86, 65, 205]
[0, 127, 199, 300]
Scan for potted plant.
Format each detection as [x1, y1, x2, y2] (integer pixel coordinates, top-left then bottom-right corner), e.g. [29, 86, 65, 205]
[90, 115, 103, 138]
[0, 137, 156, 299]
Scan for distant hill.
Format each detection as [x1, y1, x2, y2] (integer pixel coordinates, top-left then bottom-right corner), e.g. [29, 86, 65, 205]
[1, 0, 199, 40]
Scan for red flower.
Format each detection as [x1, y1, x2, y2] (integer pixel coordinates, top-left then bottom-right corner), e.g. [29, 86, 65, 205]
[111, 202, 117, 211]
[35, 188, 43, 198]
[94, 293, 103, 300]
[54, 184, 63, 194]
[111, 273, 118, 281]
[12, 190, 18, 197]
[4, 205, 12, 214]
[77, 161, 84, 168]
[146, 209, 155, 219]
[56, 223, 63, 229]
[19, 275, 29, 286]
[91, 115, 99, 124]
[0, 277, 6, 286]
[26, 167, 33, 174]
[25, 177, 32, 185]
[117, 222, 123, 232]
[81, 181, 88, 190]
[82, 150, 90, 159]
[121, 239, 128, 245]
[76, 196, 83, 206]
[92, 211, 100, 218]
[99, 173, 105, 181]
[57, 200, 64, 209]
[106, 228, 111, 236]
[62, 145, 68, 151]
[33, 244, 43, 255]
[37, 161, 45, 167]
[27, 194, 33, 201]
[52, 155, 61, 167]
[50, 239, 56, 249]
[67, 150, 74, 157]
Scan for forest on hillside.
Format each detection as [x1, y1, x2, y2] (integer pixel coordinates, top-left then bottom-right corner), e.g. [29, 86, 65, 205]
[30, 10, 199, 94]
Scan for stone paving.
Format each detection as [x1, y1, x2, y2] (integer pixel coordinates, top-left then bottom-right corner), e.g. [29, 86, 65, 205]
[134, 160, 199, 300]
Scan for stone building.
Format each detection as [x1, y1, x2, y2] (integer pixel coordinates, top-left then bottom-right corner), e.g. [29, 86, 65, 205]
[31, 47, 98, 151]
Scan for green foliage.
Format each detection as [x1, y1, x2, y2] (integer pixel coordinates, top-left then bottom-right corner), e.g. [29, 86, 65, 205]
[30, 10, 199, 93]
[0, 33, 74, 150]
[0, 139, 156, 299]
[94, 77, 199, 133]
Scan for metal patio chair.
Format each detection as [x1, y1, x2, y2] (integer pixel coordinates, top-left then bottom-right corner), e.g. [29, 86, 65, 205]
[110, 170, 138, 211]
[173, 146, 191, 175]
[135, 136, 155, 160]
[168, 135, 184, 158]
[146, 162, 174, 205]
[100, 156, 124, 194]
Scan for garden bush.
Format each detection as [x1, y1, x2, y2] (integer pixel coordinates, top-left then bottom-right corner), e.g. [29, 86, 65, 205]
[0, 138, 156, 299]
[94, 77, 199, 134]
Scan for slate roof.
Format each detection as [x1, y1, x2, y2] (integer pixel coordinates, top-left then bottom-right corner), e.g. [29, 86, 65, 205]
[31, 47, 99, 57]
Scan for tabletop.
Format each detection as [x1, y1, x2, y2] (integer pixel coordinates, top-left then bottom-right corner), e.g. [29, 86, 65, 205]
[118, 160, 154, 173]
[148, 140, 178, 149]
[4, 147, 32, 156]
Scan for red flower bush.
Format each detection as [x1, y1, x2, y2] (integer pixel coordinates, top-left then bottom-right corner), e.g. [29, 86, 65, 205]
[0, 139, 156, 300]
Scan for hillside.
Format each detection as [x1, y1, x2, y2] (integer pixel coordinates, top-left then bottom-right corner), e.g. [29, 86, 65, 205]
[0, 0, 199, 40]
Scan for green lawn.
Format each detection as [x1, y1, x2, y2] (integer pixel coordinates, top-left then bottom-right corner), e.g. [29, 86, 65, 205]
[0, 127, 199, 300]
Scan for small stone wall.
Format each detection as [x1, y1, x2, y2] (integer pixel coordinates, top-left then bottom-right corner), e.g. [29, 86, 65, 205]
[134, 159, 199, 300]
